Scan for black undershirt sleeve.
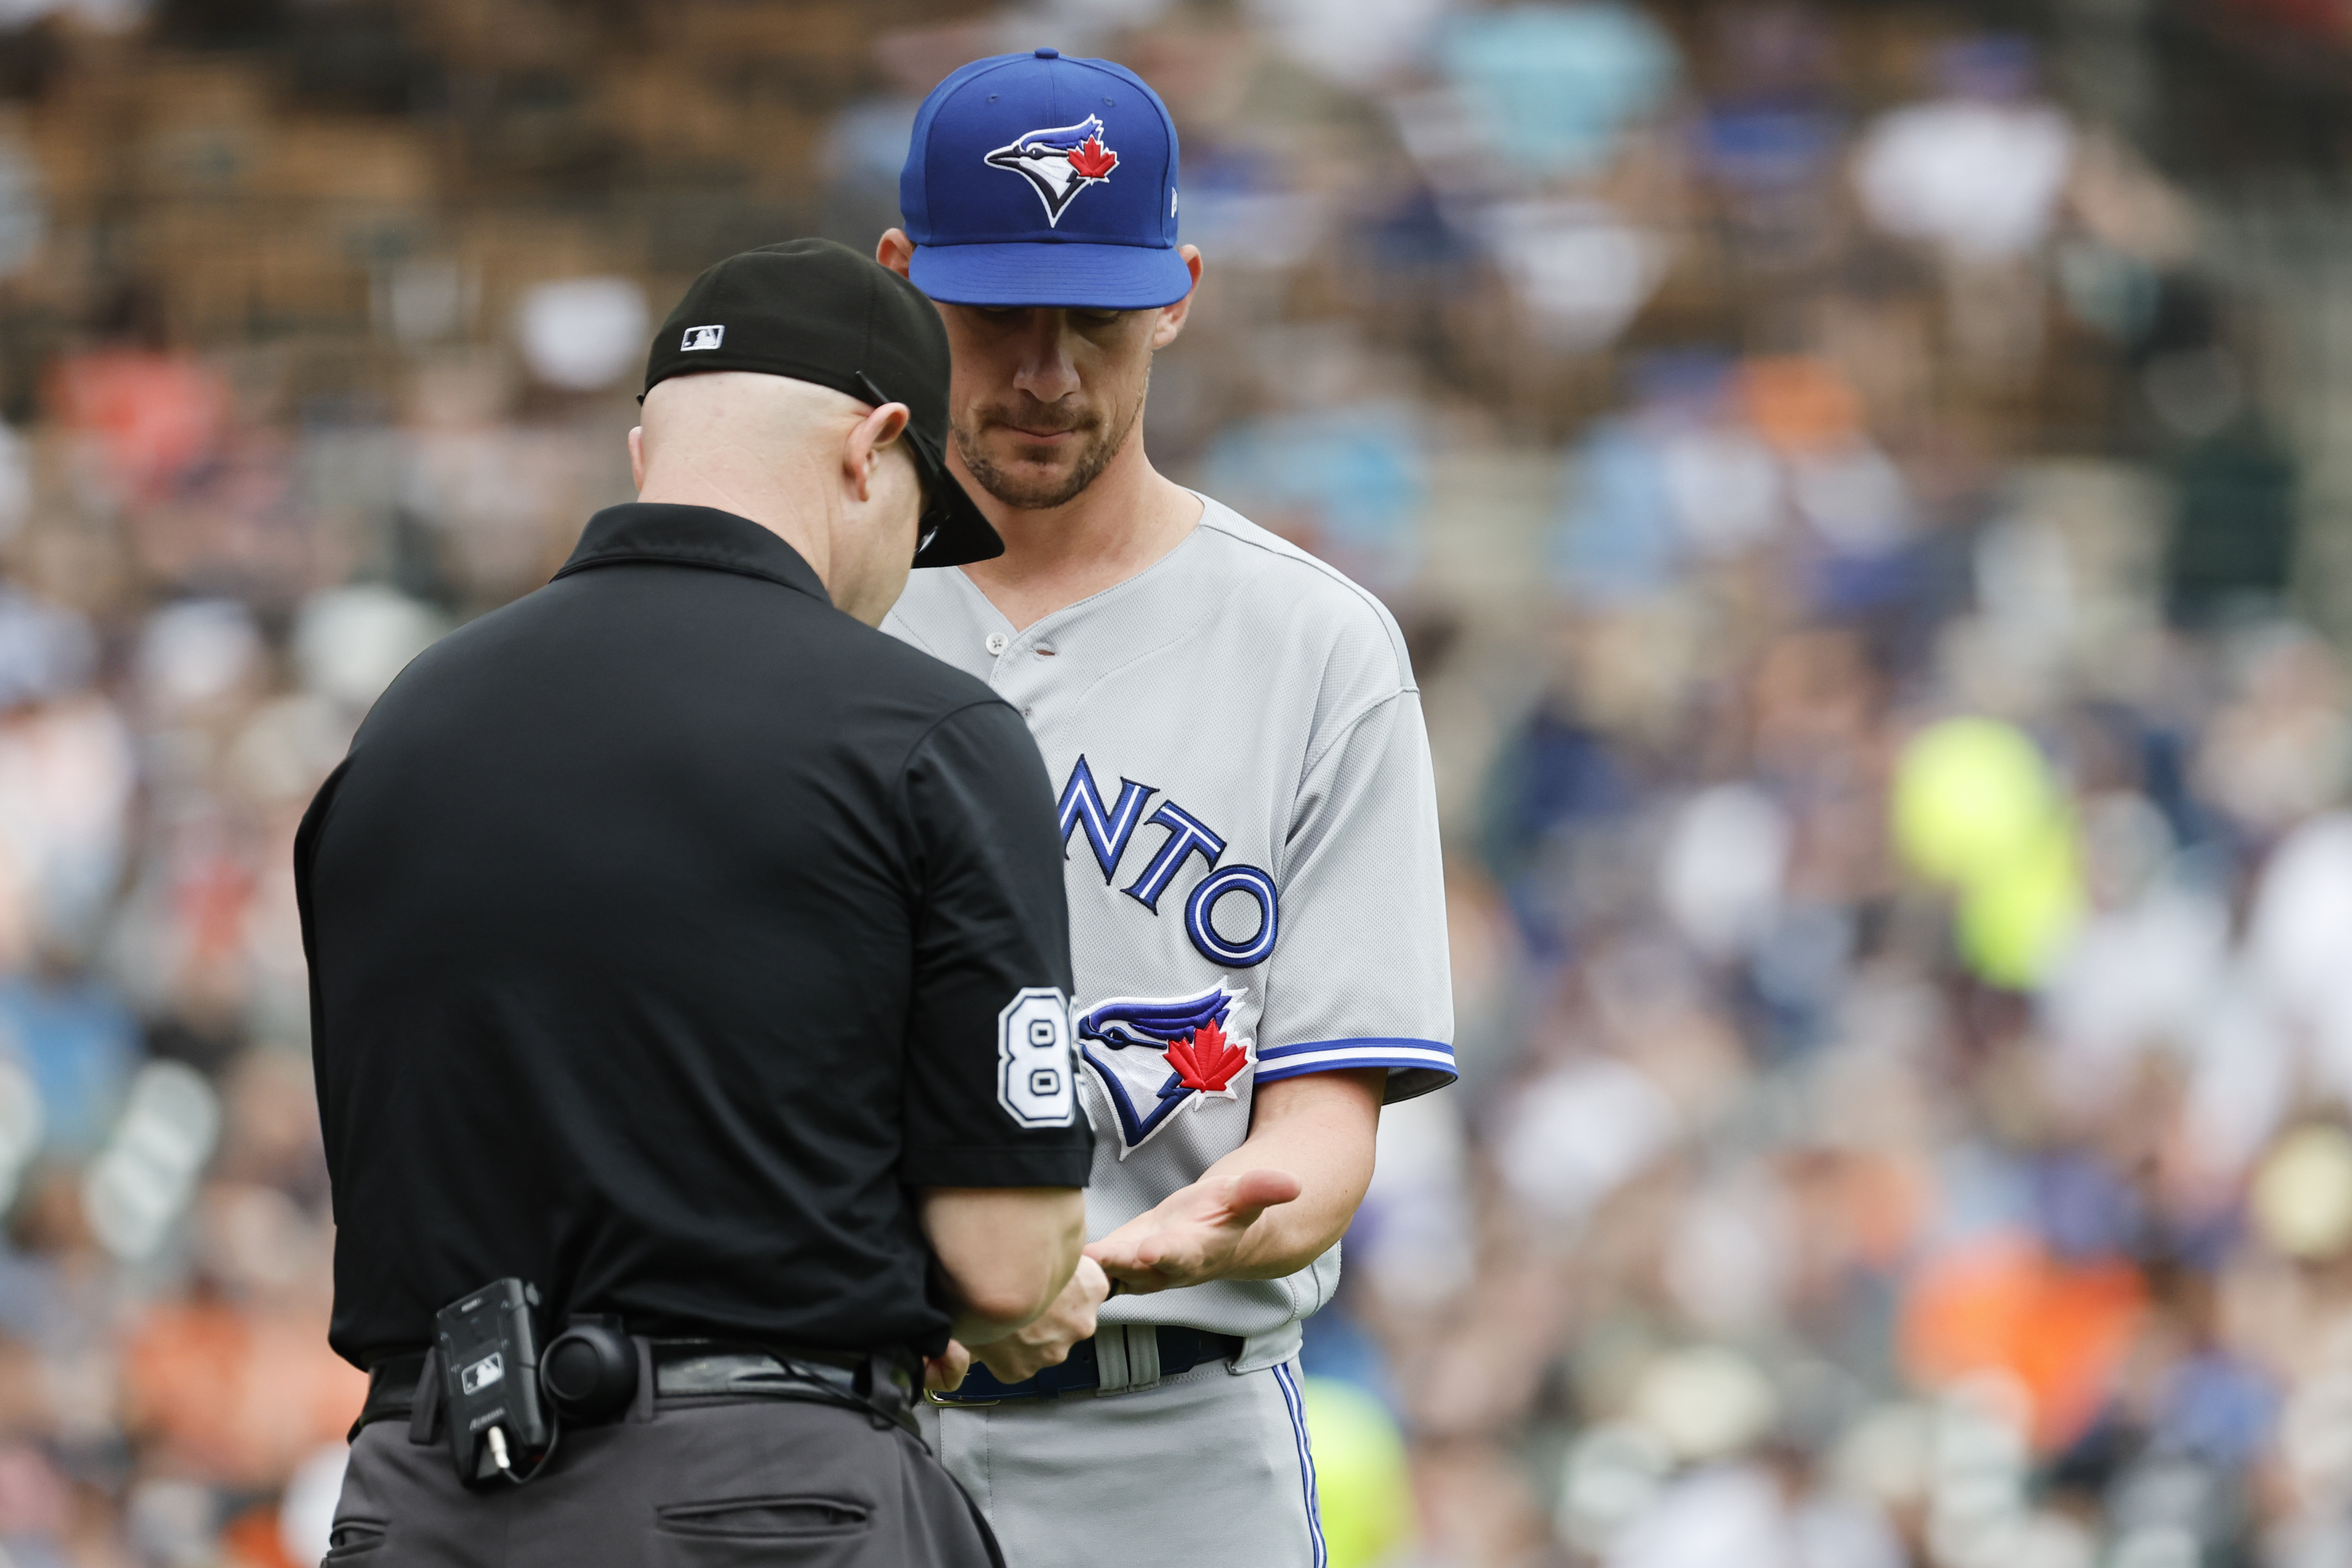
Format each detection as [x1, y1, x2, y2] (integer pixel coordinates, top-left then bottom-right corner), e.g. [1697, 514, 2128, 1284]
[897, 700, 1094, 1189]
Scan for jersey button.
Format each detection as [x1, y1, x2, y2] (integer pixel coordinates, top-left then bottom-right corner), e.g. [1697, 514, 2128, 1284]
[985, 632, 1009, 656]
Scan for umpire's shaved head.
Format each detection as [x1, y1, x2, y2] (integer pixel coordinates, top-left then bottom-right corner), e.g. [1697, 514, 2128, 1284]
[627, 370, 923, 628]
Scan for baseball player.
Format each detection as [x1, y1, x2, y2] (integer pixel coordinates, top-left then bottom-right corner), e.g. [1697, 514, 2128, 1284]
[876, 49, 1455, 1568]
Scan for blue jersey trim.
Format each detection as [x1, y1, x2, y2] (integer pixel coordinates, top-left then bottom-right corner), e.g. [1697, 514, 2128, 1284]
[1257, 1036, 1454, 1061]
[1273, 1363, 1328, 1568]
[1254, 1037, 1456, 1086]
[1255, 1055, 1458, 1084]
[1256, 1037, 1452, 1073]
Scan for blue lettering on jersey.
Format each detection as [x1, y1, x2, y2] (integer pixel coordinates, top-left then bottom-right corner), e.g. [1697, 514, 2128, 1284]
[1076, 984, 1253, 1153]
[1057, 756, 1154, 882]
[1054, 756, 1282, 969]
[1187, 863, 1279, 967]
[1123, 800, 1224, 911]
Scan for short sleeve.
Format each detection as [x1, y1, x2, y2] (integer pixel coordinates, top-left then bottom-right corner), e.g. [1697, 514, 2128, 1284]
[1252, 690, 1457, 1102]
[898, 701, 1096, 1187]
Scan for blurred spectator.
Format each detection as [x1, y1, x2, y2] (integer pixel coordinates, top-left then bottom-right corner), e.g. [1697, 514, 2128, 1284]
[45, 345, 229, 510]
[511, 278, 649, 394]
[1854, 38, 2076, 265]
[1442, 3, 1677, 181]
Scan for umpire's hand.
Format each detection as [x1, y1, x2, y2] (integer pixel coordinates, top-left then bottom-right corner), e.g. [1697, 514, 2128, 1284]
[971, 1256, 1112, 1384]
[924, 1340, 974, 1393]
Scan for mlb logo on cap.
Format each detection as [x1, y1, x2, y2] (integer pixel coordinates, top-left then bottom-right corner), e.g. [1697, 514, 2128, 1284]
[681, 324, 724, 351]
[900, 48, 1189, 311]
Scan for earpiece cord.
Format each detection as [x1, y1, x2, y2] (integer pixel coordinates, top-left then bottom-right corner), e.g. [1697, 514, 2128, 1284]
[497, 1416, 562, 1486]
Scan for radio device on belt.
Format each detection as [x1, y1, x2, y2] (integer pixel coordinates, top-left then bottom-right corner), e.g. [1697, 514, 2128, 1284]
[434, 1278, 553, 1486]
[421, 1276, 917, 1488]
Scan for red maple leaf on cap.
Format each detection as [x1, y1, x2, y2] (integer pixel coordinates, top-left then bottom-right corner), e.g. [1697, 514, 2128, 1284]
[1163, 1016, 1249, 1094]
[1068, 135, 1118, 181]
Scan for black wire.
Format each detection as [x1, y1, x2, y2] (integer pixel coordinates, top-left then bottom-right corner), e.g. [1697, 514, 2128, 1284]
[496, 1416, 562, 1486]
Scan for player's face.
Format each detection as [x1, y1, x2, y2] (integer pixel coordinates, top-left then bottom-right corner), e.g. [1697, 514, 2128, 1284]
[934, 304, 1157, 511]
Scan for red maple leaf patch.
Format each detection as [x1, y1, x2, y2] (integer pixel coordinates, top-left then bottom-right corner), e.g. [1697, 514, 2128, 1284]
[1067, 135, 1119, 181]
[1163, 1016, 1249, 1094]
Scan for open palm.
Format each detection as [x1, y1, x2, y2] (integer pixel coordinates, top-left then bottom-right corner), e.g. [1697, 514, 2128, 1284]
[1084, 1168, 1304, 1293]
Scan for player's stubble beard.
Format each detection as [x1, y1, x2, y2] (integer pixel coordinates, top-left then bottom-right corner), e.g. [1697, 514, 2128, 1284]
[952, 367, 1148, 511]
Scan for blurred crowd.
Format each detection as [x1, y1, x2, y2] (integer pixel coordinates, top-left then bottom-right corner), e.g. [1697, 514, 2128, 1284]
[1, 0, 2352, 1565]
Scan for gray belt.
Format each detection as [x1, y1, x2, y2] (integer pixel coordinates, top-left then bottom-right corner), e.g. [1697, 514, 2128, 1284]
[355, 1340, 919, 1441]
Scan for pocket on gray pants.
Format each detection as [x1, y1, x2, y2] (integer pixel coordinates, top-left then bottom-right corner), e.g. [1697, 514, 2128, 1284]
[325, 1519, 389, 1559]
[652, 1495, 872, 1566]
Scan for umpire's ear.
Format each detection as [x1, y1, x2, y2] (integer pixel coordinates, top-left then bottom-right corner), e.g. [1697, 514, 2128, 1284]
[842, 402, 913, 504]
[1151, 247, 1205, 351]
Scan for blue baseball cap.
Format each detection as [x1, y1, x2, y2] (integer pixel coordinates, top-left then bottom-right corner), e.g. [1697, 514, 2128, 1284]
[899, 49, 1189, 311]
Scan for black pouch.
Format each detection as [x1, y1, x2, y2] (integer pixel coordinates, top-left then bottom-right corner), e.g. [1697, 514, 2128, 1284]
[434, 1278, 552, 1486]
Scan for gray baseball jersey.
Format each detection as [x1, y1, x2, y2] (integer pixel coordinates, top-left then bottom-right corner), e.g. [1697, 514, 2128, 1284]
[885, 494, 1454, 1369]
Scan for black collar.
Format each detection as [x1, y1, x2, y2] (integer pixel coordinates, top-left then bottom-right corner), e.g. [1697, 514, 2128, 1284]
[554, 504, 831, 606]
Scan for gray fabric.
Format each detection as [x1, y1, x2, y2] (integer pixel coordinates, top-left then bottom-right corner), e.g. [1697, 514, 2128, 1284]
[329, 1396, 999, 1567]
[919, 1356, 1326, 1568]
[883, 496, 1454, 1360]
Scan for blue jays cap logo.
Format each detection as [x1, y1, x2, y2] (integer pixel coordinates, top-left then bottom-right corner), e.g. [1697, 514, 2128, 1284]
[1076, 984, 1252, 1156]
[985, 114, 1120, 228]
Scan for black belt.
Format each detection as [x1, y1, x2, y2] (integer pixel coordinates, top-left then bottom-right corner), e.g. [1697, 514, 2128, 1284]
[353, 1340, 919, 1442]
[926, 1325, 1245, 1405]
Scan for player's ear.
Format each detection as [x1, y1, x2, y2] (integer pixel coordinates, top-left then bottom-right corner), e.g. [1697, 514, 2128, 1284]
[876, 229, 916, 282]
[1151, 246, 1203, 351]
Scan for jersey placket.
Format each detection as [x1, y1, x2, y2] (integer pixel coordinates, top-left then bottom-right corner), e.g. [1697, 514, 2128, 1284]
[983, 621, 1061, 725]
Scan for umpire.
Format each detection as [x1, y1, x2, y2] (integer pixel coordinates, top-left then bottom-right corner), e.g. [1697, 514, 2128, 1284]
[296, 240, 1096, 1567]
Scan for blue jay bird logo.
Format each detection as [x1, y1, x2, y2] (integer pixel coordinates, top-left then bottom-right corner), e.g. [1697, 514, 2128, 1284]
[985, 116, 1120, 227]
[1075, 984, 1252, 1155]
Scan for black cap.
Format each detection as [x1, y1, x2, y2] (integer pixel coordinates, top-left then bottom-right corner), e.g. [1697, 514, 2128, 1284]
[643, 239, 1001, 569]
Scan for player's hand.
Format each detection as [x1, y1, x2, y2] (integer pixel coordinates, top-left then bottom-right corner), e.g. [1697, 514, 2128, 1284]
[924, 1339, 972, 1393]
[1084, 1168, 1303, 1294]
[973, 1256, 1111, 1384]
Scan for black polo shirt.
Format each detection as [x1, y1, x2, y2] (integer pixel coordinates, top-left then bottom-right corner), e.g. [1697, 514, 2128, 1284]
[297, 503, 1091, 1369]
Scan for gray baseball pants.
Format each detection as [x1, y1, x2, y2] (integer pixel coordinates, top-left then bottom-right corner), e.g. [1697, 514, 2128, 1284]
[918, 1355, 1327, 1568]
[328, 1396, 1000, 1567]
